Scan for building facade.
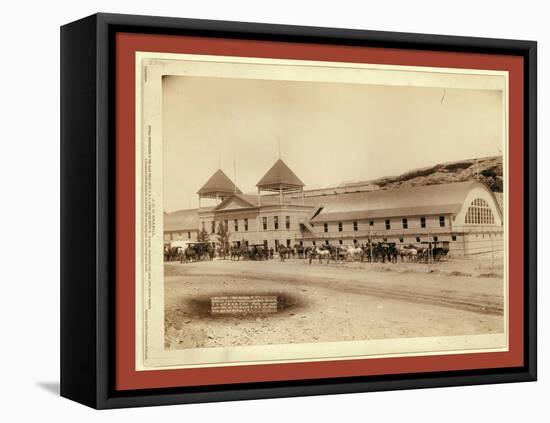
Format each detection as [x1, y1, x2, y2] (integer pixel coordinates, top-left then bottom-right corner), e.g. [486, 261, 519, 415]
[163, 209, 199, 243]
[164, 161, 504, 257]
[198, 194, 313, 249]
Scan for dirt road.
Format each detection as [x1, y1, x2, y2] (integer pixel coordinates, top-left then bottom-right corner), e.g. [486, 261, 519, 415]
[164, 258, 504, 349]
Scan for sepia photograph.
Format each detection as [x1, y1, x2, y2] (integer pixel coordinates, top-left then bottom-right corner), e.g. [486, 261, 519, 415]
[56, 8, 538, 411]
[137, 53, 508, 369]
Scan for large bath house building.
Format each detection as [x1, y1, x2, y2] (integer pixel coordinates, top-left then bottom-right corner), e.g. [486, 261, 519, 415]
[164, 159, 504, 257]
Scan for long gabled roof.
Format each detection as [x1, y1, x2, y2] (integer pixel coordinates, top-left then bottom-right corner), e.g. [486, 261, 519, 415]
[310, 181, 495, 222]
[256, 159, 305, 189]
[164, 209, 199, 231]
[197, 169, 242, 196]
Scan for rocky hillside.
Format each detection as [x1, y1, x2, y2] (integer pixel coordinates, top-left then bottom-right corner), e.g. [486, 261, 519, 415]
[372, 156, 503, 193]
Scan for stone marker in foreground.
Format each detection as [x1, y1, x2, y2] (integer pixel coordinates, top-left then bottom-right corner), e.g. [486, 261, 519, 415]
[211, 295, 278, 315]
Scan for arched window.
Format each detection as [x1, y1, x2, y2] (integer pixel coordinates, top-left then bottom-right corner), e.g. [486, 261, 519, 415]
[465, 198, 495, 225]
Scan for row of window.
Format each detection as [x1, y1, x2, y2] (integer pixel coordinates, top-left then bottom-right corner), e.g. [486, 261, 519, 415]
[322, 216, 446, 232]
[205, 219, 248, 233]
[262, 216, 291, 230]
[307, 235, 457, 246]
[307, 233, 502, 245]
[198, 199, 496, 236]
[201, 205, 494, 235]
[202, 216, 292, 233]
[167, 231, 192, 240]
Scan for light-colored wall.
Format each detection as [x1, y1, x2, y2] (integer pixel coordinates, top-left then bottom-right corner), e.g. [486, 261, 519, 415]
[455, 184, 503, 226]
[163, 230, 198, 243]
[308, 215, 452, 240]
[243, 208, 311, 248]
[199, 205, 312, 249]
[193, 184, 504, 254]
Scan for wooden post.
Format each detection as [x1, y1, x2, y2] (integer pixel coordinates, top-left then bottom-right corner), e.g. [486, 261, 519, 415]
[426, 230, 432, 263]
[257, 187, 261, 206]
[489, 233, 495, 270]
[369, 227, 373, 262]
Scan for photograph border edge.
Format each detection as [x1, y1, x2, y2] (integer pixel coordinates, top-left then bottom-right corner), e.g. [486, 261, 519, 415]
[60, 12, 537, 409]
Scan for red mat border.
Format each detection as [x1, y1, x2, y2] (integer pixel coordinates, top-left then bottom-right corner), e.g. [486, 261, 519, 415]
[115, 33, 524, 390]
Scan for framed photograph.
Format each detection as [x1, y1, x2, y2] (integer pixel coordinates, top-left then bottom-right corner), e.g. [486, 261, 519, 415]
[60, 13, 537, 409]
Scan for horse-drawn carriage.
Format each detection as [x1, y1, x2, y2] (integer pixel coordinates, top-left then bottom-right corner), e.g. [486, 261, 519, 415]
[432, 241, 450, 261]
[298, 239, 452, 265]
[306, 244, 350, 263]
[180, 242, 214, 263]
[396, 241, 449, 263]
[229, 242, 249, 261]
[416, 241, 449, 262]
[244, 243, 269, 261]
[360, 242, 398, 263]
[361, 241, 449, 263]
[164, 240, 191, 262]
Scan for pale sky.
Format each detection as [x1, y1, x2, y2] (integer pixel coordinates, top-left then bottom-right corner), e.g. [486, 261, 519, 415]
[162, 75, 503, 212]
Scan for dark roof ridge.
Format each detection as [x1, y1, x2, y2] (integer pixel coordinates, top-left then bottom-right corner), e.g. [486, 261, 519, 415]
[197, 169, 242, 195]
[256, 159, 305, 188]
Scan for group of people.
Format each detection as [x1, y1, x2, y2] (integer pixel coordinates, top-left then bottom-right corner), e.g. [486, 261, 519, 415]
[168, 241, 449, 264]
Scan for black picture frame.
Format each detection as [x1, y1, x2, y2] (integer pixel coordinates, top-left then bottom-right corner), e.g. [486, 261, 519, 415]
[60, 12, 537, 409]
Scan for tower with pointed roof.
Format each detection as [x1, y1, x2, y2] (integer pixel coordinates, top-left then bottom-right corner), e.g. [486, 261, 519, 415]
[197, 169, 241, 207]
[256, 159, 305, 205]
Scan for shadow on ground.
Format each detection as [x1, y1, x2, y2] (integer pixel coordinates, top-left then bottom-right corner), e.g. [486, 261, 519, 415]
[36, 381, 60, 396]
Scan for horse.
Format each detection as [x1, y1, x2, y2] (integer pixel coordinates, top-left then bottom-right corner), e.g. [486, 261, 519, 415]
[334, 246, 348, 261]
[345, 246, 364, 261]
[399, 245, 418, 262]
[164, 246, 171, 262]
[182, 246, 198, 263]
[372, 243, 394, 263]
[388, 244, 399, 263]
[416, 247, 429, 263]
[370, 242, 382, 262]
[208, 245, 215, 260]
[316, 247, 332, 264]
[295, 245, 306, 259]
[305, 247, 314, 263]
[230, 246, 241, 261]
[307, 247, 317, 264]
[278, 245, 288, 262]
[363, 244, 373, 262]
[248, 247, 259, 260]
